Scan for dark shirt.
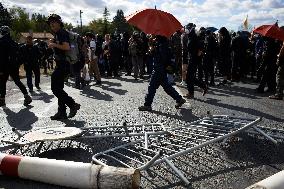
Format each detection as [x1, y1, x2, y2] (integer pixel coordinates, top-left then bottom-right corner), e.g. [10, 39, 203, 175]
[21, 44, 41, 67]
[153, 40, 172, 72]
[0, 35, 19, 73]
[54, 29, 70, 62]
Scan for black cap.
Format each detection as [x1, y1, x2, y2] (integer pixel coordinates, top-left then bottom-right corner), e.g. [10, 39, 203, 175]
[47, 14, 63, 26]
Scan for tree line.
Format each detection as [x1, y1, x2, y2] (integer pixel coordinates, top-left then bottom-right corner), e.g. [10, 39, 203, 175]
[0, 2, 134, 40]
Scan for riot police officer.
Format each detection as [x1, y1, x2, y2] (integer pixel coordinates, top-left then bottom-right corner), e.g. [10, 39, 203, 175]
[0, 26, 32, 107]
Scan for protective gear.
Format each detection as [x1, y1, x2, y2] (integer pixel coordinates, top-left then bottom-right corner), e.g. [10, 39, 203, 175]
[0, 26, 10, 38]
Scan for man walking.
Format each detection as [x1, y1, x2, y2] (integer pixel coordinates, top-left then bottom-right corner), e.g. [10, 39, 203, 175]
[138, 35, 186, 111]
[47, 14, 80, 120]
[0, 26, 32, 107]
[21, 35, 41, 92]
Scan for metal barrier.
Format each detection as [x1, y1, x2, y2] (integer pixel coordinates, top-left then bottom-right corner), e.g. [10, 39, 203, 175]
[1, 123, 166, 156]
[92, 115, 262, 185]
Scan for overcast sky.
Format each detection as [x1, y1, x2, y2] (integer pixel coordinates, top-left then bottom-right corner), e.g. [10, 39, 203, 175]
[2, 0, 284, 31]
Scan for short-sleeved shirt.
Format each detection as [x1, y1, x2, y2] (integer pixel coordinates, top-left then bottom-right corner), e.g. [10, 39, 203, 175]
[54, 29, 70, 62]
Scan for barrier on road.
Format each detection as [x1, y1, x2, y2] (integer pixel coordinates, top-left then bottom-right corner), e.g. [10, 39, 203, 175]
[0, 153, 140, 189]
[246, 170, 284, 189]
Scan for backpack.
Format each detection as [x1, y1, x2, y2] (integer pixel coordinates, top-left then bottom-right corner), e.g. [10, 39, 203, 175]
[66, 31, 84, 64]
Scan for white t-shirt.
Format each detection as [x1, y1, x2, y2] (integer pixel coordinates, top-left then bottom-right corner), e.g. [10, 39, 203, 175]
[88, 39, 96, 60]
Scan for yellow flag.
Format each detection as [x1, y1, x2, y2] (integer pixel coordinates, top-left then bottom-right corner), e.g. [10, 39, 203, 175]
[243, 15, 248, 30]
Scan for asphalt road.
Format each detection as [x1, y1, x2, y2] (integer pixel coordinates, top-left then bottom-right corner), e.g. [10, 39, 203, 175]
[0, 73, 283, 189]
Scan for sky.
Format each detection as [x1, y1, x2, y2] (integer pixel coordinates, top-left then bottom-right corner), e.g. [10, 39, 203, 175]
[2, 0, 284, 31]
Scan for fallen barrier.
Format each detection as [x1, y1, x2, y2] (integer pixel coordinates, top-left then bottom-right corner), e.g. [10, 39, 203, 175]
[0, 153, 140, 189]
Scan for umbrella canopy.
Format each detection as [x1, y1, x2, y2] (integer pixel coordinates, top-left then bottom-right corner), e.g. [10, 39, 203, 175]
[206, 27, 218, 32]
[126, 8, 183, 38]
[253, 24, 284, 41]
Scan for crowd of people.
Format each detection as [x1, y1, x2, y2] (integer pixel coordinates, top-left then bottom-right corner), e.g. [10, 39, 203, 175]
[0, 14, 283, 120]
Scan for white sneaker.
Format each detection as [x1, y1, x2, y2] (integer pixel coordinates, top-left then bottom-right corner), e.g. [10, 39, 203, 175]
[180, 81, 187, 86]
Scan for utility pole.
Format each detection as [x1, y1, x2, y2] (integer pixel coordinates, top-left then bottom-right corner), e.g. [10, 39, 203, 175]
[80, 10, 83, 34]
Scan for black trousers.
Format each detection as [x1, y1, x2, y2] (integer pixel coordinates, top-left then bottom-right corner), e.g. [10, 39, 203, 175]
[0, 67, 28, 98]
[25, 65, 40, 90]
[186, 57, 206, 94]
[51, 62, 75, 113]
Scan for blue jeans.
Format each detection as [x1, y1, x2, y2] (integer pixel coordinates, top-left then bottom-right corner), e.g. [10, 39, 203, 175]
[144, 70, 182, 106]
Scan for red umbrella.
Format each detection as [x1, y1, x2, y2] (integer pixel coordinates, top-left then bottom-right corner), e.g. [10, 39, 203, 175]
[253, 23, 284, 41]
[126, 8, 183, 38]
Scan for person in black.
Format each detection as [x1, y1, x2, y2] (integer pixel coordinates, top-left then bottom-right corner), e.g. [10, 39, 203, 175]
[138, 35, 186, 111]
[21, 35, 41, 92]
[109, 34, 121, 77]
[231, 31, 248, 81]
[47, 14, 80, 120]
[120, 32, 131, 75]
[218, 27, 231, 84]
[0, 26, 32, 107]
[203, 29, 218, 86]
[185, 23, 207, 99]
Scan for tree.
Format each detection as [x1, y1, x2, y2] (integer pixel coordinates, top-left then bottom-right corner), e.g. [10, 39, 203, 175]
[89, 18, 105, 35]
[10, 7, 31, 32]
[0, 2, 12, 26]
[30, 13, 49, 32]
[112, 9, 132, 34]
[102, 6, 110, 35]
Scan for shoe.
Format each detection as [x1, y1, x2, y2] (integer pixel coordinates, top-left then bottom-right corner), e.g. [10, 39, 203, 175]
[50, 112, 67, 120]
[95, 80, 102, 85]
[184, 93, 194, 99]
[202, 86, 208, 96]
[138, 105, 152, 111]
[68, 103, 80, 118]
[0, 98, 5, 107]
[24, 95, 32, 106]
[139, 75, 144, 79]
[175, 98, 186, 109]
[269, 94, 283, 100]
[36, 86, 41, 90]
[209, 82, 215, 87]
[265, 88, 276, 93]
[255, 88, 264, 93]
[29, 88, 34, 93]
[180, 81, 187, 86]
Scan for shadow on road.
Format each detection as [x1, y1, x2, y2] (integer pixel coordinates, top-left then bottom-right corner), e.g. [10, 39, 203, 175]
[2, 106, 38, 131]
[195, 97, 284, 122]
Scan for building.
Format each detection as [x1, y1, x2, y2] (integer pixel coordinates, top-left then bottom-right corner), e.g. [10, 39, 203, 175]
[19, 32, 54, 43]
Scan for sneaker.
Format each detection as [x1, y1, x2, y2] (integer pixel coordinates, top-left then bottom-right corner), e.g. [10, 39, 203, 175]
[95, 80, 102, 85]
[269, 94, 283, 100]
[255, 87, 264, 93]
[202, 86, 208, 96]
[50, 112, 67, 120]
[24, 95, 32, 106]
[0, 98, 5, 107]
[180, 81, 186, 86]
[138, 105, 152, 111]
[68, 103, 80, 118]
[184, 93, 194, 99]
[36, 86, 41, 90]
[175, 98, 186, 109]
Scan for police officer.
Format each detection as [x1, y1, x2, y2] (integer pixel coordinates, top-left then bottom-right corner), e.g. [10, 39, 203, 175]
[47, 14, 80, 120]
[0, 26, 32, 107]
[21, 35, 41, 92]
[138, 35, 186, 111]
